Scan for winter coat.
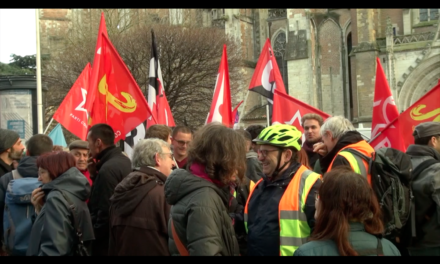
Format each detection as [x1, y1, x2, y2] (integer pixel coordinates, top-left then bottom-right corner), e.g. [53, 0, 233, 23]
[0, 156, 38, 250]
[26, 167, 94, 256]
[87, 146, 132, 256]
[0, 158, 12, 178]
[293, 222, 401, 256]
[109, 166, 170, 256]
[246, 162, 321, 256]
[406, 144, 440, 253]
[164, 166, 240, 256]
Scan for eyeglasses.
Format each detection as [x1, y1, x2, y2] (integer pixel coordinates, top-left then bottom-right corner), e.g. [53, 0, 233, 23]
[161, 152, 174, 159]
[173, 139, 191, 146]
[257, 149, 279, 157]
[315, 191, 319, 201]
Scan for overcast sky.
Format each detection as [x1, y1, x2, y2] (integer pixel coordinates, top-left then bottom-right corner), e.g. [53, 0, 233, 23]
[0, 9, 36, 64]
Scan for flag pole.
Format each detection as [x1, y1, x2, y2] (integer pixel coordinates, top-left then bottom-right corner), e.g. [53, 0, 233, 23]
[266, 104, 270, 126]
[35, 9, 44, 133]
[237, 90, 249, 128]
[43, 117, 54, 134]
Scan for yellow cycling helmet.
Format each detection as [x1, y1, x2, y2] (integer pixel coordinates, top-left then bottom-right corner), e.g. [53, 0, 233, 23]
[252, 124, 302, 151]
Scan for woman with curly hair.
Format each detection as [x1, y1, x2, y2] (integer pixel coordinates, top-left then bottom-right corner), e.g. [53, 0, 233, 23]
[294, 166, 401, 256]
[165, 123, 246, 256]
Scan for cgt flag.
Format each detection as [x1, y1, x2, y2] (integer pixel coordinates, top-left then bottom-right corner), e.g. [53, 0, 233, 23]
[53, 63, 91, 140]
[369, 57, 404, 151]
[206, 44, 233, 128]
[371, 82, 440, 151]
[146, 29, 175, 128]
[88, 32, 156, 143]
[248, 38, 287, 104]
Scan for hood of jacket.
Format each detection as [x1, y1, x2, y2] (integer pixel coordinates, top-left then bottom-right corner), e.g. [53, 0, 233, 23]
[164, 168, 229, 206]
[16, 156, 38, 178]
[41, 167, 90, 202]
[246, 150, 258, 159]
[406, 144, 440, 160]
[110, 166, 166, 217]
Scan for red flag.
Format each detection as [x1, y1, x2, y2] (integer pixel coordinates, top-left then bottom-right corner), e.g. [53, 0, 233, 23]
[85, 12, 108, 127]
[248, 38, 287, 104]
[206, 45, 233, 128]
[88, 32, 156, 143]
[146, 29, 175, 128]
[53, 63, 91, 140]
[372, 82, 440, 150]
[369, 58, 404, 151]
[272, 90, 331, 142]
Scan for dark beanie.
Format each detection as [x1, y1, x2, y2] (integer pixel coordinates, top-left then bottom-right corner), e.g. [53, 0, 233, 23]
[0, 129, 20, 154]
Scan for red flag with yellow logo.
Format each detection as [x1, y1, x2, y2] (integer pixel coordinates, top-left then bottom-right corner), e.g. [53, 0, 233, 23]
[89, 32, 156, 143]
[85, 12, 108, 128]
[371, 82, 440, 150]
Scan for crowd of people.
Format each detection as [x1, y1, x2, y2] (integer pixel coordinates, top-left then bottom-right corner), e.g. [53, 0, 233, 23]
[0, 115, 439, 256]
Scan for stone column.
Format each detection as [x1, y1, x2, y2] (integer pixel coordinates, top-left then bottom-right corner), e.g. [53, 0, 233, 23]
[351, 9, 379, 126]
[385, 17, 398, 110]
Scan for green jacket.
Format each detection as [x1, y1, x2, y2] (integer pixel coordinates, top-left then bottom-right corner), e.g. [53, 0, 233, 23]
[293, 222, 401, 256]
[164, 168, 239, 256]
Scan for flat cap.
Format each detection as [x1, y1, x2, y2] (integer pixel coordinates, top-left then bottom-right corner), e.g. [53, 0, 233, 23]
[69, 140, 89, 150]
[413, 122, 440, 139]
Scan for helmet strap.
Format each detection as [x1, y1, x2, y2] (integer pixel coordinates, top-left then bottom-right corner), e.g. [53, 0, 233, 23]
[271, 148, 290, 180]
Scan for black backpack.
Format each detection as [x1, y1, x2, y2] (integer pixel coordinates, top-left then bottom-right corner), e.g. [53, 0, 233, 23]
[344, 147, 413, 246]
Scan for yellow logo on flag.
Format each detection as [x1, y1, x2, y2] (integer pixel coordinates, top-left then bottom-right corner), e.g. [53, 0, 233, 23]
[98, 75, 137, 113]
[410, 104, 440, 122]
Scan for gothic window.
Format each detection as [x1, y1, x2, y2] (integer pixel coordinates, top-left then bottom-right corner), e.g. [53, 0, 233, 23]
[431, 9, 439, 20]
[420, 9, 439, 22]
[420, 9, 428, 21]
[273, 31, 288, 94]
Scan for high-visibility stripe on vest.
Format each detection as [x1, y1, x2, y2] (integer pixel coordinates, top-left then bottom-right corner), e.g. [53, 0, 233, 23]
[233, 190, 236, 198]
[244, 165, 322, 256]
[327, 140, 374, 184]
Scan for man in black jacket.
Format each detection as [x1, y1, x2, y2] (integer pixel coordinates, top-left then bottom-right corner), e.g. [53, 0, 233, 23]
[0, 134, 53, 255]
[405, 122, 440, 256]
[86, 124, 132, 256]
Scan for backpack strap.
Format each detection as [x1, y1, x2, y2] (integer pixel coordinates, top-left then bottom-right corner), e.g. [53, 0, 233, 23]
[11, 169, 22, 180]
[355, 237, 384, 256]
[411, 158, 440, 181]
[408, 158, 440, 239]
[54, 189, 87, 255]
[171, 218, 189, 256]
[340, 148, 372, 176]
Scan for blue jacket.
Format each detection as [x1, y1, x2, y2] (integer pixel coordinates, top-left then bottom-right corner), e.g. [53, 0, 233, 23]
[294, 222, 401, 256]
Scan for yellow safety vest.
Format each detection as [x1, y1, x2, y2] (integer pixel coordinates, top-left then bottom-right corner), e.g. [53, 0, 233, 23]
[328, 140, 374, 184]
[244, 165, 322, 256]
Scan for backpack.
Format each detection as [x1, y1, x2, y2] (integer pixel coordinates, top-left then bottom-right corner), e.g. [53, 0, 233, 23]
[398, 158, 440, 248]
[3, 170, 41, 256]
[343, 147, 413, 246]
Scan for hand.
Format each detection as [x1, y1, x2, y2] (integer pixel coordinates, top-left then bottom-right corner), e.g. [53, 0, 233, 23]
[31, 188, 45, 214]
[87, 154, 97, 178]
[313, 142, 328, 156]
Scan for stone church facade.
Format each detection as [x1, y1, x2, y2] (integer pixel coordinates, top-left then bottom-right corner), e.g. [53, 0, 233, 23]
[38, 9, 440, 130]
